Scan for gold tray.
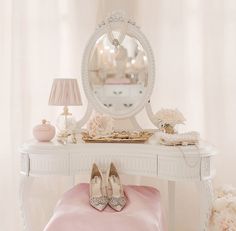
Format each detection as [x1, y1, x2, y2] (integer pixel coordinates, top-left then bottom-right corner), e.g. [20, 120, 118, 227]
[82, 131, 153, 143]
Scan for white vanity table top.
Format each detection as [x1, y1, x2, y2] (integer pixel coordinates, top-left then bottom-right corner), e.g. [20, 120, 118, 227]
[20, 139, 217, 157]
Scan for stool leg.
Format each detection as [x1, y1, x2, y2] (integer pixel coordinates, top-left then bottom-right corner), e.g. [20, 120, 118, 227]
[168, 181, 176, 231]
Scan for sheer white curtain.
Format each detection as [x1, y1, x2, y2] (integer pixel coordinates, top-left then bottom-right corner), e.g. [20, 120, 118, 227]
[1, 0, 236, 230]
[0, 0, 98, 230]
[136, 0, 236, 185]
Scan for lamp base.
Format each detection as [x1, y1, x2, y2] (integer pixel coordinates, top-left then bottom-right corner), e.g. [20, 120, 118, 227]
[56, 106, 76, 132]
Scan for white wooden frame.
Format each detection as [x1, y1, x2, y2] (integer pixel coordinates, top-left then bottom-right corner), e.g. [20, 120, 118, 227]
[81, 11, 155, 120]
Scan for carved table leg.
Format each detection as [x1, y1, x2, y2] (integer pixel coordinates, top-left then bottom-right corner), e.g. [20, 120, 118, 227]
[198, 180, 213, 231]
[168, 181, 176, 231]
[19, 175, 34, 231]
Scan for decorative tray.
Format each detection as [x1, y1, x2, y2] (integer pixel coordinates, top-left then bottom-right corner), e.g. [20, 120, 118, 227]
[82, 131, 153, 143]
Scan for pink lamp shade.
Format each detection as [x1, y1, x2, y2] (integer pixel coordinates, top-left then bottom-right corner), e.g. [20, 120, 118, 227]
[48, 79, 82, 106]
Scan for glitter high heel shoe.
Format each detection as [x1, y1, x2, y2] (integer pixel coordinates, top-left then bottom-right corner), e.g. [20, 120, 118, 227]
[106, 162, 126, 212]
[89, 163, 108, 211]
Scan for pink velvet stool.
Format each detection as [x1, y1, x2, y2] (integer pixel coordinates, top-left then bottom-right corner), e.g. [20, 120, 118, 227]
[44, 183, 166, 231]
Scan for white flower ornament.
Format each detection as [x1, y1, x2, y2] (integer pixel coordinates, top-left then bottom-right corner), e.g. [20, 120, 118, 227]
[154, 109, 186, 134]
[87, 113, 114, 137]
[209, 185, 236, 231]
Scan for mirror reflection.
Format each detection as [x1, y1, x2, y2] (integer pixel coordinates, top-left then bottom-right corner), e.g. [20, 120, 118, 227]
[88, 32, 148, 115]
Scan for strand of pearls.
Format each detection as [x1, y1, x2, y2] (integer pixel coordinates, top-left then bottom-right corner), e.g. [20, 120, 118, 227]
[178, 144, 201, 168]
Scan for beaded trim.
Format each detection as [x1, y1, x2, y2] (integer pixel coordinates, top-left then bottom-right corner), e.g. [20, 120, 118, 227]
[109, 196, 126, 208]
[90, 196, 109, 208]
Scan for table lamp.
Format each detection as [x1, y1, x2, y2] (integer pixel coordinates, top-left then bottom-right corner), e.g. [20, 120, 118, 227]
[48, 78, 82, 132]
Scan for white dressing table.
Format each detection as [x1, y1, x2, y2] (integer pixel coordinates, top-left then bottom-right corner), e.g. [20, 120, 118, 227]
[19, 11, 218, 231]
[20, 140, 217, 231]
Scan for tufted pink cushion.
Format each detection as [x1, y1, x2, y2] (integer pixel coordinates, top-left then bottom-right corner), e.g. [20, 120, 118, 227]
[44, 183, 166, 231]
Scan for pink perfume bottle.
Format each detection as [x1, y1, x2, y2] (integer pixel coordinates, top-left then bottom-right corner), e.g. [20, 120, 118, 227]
[33, 119, 55, 142]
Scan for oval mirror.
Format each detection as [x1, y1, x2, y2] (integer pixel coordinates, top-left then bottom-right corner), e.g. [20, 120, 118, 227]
[82, 12, 155, 119]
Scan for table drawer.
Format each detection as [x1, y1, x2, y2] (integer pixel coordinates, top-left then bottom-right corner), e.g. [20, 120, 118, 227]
[27, 152, 69, 176]
[70, 152, 157, 177]
[158, 155, 212, 181]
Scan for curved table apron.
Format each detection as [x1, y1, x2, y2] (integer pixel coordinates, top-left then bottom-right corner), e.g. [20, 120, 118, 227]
[19, 141, 217, 231]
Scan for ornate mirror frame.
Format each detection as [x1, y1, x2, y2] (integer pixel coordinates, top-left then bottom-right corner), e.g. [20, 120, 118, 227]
[77, 11, 156, 130]
[82, 11, 155, 118]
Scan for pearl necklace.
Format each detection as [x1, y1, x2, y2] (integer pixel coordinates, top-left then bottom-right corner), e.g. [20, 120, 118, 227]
[178, 145, 201, 168]
[105, 16, 128, 48]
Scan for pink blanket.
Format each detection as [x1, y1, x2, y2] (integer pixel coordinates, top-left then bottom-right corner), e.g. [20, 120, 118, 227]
[44, 183, 166, 231]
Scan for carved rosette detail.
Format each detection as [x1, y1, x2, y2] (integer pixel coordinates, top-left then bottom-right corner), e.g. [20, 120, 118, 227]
[97, 11, 138, 29]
